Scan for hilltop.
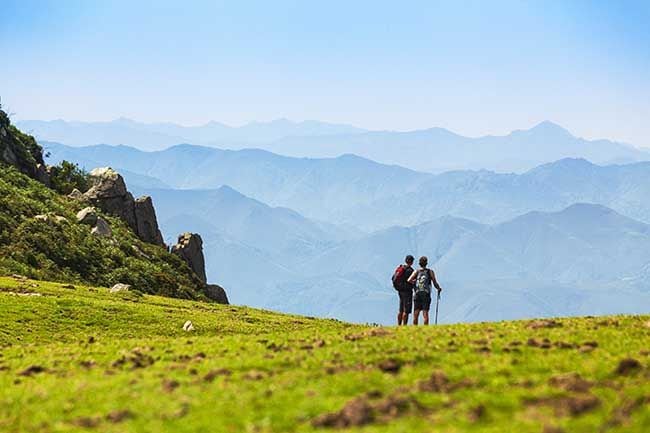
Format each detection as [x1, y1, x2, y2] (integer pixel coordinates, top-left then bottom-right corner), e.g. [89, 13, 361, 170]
[0, 276, 648, 432]
[0, 107, 226, 302]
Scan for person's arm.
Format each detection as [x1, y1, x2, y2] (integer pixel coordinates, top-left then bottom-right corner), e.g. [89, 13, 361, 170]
[430, 269, 442, 292]
[407, 269, 417, 284]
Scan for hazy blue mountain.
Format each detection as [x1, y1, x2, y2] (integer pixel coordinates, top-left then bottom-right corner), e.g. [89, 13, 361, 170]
[44, 141, 431, 223]
[133, 189, 650, 324]
[267, 121, 649, 173]
[346, 158, 650, 229]
[18, 118, 366, 151]
[127, 186, 350, 306]
[283, 204, 650, 324]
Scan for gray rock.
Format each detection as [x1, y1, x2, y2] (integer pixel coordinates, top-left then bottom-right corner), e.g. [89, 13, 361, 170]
[82, 167, 166, 246]
[83, 167, 137, 231]
[109, 283, 131, 293]
[76, 207, 98, 226]
[34, 214, 67, 224]
[134, 196, 165, 246]
[171, 233, 207, 283]
[205, 284, 229, 304]
[91, 216, 112, 238]
[68, 188, 84, 200]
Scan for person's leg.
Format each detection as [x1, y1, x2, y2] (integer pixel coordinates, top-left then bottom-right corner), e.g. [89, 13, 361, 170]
[403, 312, 410, 325]
[413, 309, 420, 325]
[423, 310, 429, 325]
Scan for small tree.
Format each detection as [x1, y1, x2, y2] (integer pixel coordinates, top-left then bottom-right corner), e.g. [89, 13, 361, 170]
[49, 160, 91, 195]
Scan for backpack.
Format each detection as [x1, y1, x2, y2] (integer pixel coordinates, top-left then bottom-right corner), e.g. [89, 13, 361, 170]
[391, 265, 409, 291]
[415, 268, 432, 294]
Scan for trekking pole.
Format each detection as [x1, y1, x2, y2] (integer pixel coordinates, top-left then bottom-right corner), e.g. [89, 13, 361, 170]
[434, 291, 441, 325]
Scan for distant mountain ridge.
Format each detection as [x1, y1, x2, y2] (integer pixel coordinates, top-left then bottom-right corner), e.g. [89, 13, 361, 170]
[17, 118, 366, 151]
[22, 117, 649, 172]
[267, 120, 649, 172]
[45, 142, 650, 230]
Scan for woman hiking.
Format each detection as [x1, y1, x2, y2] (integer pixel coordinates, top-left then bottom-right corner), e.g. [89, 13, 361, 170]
[407, 256, 443, 325]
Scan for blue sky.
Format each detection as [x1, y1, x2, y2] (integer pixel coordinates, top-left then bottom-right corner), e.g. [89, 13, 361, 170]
[1, 0, 649, 146]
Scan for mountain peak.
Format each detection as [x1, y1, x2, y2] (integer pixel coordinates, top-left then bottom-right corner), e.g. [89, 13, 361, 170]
[528, 120, 571, 136]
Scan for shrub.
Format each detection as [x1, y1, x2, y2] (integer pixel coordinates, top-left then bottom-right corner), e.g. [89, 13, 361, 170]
[49, 160, 91, 194]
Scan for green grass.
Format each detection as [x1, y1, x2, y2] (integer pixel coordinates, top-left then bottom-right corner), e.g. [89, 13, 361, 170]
[0, 276, 648, 433]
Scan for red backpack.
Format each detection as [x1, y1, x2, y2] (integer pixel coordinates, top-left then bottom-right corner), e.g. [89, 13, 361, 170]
[391, 265, 408, 291]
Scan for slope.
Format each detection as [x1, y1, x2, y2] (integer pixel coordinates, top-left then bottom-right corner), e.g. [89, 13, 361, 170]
[1, 276, 648, 433]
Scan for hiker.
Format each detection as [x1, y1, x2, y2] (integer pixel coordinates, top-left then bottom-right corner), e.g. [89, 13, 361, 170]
[407, 256, 442, 325]
[392, 255, 415, 325]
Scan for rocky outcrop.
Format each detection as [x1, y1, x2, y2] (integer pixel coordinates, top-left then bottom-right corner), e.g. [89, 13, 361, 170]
[205, 284, 229, 304]
[83, 167, 164, 246]
[171, 232, 229, 304]
[0, 109, 50, 185]
[134, 196, 165, 245]
[171, 233, 207, 283]
[76, 207, 98, 226]
[91, 217, 112, 238]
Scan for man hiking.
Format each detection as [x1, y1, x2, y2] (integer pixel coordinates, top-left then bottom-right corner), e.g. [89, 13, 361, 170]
[392, 255, 415, 325]
[407, 256, 442, 325]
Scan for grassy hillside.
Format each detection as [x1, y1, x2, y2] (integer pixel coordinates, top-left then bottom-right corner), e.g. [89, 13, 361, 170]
[0, 165, 206, 299]
[1, 276, 648, 432]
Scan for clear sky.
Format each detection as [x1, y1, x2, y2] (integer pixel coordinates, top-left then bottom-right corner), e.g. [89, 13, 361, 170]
[1, 0, 649, 146]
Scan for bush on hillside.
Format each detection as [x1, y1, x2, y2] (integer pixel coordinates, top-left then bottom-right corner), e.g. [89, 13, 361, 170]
[49, 160, 91, 194]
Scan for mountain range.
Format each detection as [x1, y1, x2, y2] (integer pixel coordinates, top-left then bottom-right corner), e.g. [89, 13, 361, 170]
[17, 118, 365, 151]
[23, 118, 649, 172]
[40, 138, 650, 324]
[46, 142, 650, 230]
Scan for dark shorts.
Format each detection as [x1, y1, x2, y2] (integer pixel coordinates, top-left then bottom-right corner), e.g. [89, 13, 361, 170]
[414, 291, 432, 311]
[398, 290, 412, 313]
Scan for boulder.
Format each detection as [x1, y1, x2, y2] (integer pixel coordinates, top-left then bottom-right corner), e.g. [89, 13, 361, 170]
[171, 233, 207, 283]
[134, 196, 165, 246]
[34, 163, 51, 187]
[91, 216, 112, 238]
[34, 214, 67, 224]
[76, 207, 98, 226]
[205, 284, 229, 304]
[109, 283, 131, 293]
[83, 167, 137, 230]
[82, 167, 166, 246]
[68, 188, 84, 200]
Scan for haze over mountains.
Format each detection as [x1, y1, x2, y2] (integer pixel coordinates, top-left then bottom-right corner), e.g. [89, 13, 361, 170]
[44, 138, 650, 324]
[17, 118, 365, 152]
[23, 118, 649, 173]
[46, 142, 650, 229]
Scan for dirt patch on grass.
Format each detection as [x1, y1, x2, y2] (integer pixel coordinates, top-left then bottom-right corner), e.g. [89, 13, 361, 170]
[418, 370, 474, 393]
[311, 394, 420, 428]
[112, 348, 155, 370]
[548, 373, 593, 393]
[377, 358, 402, 374]
[525, 393, 600, 417]
[345, 328, 392, 341]
[603, 395, 650, 428]
[527, 319, 562, 329]
[615, 358, 642, 375]
[203, 368, 232, 382]
[18, 365, 46, 377]
[105, 409, 134, 424]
